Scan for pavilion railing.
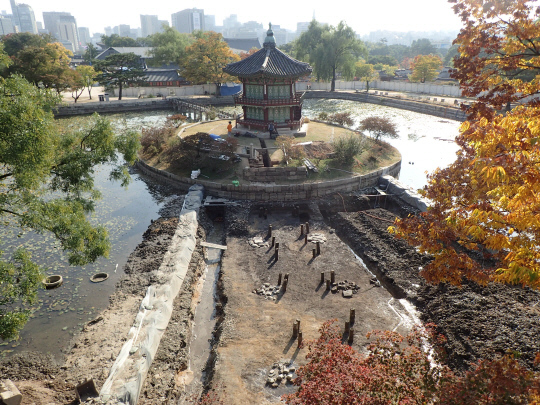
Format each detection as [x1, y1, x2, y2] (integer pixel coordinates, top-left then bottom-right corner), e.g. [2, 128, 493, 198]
[234, 92, 306, 107]
[238, 117, 304, 130]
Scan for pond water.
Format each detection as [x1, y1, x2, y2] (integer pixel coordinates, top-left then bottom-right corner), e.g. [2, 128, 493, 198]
[302, 99, 461, 190]
[0, 111, 178, 359]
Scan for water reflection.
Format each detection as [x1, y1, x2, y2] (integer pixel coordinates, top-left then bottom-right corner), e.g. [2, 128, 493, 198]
[0, 111, 178, 358]
[302, 99, 461, 190]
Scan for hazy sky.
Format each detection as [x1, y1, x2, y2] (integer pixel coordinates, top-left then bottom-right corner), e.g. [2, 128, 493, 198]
[2, 0, 463, 36]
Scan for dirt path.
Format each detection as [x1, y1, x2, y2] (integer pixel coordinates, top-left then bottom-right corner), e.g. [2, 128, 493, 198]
[210, 202, 415, 404]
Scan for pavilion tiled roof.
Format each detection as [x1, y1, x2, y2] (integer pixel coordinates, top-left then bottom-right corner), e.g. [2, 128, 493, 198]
[223, 26, 312, 79]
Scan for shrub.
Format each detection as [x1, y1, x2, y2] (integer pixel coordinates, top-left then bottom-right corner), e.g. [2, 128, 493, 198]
[166, 114, 187, 127]
[333, 133, 365, 164]
[140, 124, 176, 156]
[276, 135, 305, 164]
[329, 112, 354, 127]
[303, 117, 310, 123]
[207, 107, 217, 120]
[358, 116, 399, 140]
[318, 112, 329, 121]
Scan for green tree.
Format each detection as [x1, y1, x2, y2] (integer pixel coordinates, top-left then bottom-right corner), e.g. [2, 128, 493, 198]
[0, 32, 54, 57]
[368, 54, 398, 66]
[9, 42, 74, 93]
[355, 62, 378, 92]
[83, 43, 100, 64]
[147, 26, 191, 67]
[410, 38, 438, 57]
[76, 65, 97, 100]
[443, 44, 460, 67]
[101, 34, 138, 47]
[181, 31, 239, 96]
[94, 53, 147, 100]
[0, 73, 140, 339]
[409, 54, 442, 83]
[68, 69, 85, 102]
[295, 21, 366, 91]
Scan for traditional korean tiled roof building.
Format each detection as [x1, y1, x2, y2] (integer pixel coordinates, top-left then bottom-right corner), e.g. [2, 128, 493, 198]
[223, 24, 312, 130]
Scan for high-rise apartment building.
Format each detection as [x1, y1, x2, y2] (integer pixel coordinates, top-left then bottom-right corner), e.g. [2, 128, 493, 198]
[119, 24, 131, 37]
[0, 15, 14, 35]
[171, 9, 204, 34]
[43, 12, 80, 51]
[204, 15, 216, 32]
[140, 14, 159, 37]
[43, 11, 71, 39]
[297, 22, 309, 35]
[78, 27, 91, 47]
[58, 19, 79, 52]
[10, 0, 37, 33]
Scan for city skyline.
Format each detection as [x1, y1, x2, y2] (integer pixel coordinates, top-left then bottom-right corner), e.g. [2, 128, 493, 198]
[0, 0, 462, 37]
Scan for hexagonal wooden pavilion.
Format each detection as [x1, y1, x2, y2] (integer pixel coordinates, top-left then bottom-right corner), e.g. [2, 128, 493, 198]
[223, 24, 312, 131]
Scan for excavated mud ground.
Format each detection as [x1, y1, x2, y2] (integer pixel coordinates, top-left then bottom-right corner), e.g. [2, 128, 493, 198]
[330, 201, 540, 372]
[2, 190, 540, 404]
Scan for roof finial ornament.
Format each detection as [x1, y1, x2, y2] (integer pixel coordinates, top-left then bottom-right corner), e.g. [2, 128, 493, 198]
[264, 22, 276, 47]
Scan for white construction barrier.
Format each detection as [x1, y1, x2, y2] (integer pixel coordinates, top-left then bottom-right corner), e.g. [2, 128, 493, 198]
[100, 184, 204, 404]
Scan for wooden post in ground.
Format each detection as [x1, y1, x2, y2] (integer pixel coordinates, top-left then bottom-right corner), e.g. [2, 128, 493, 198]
[281, 278, 287, 292]
[320, 272, 325, 284]
[300, 224, 304, 235]
[326, 280, 331, 290]
[304, 234, 308, 244]
[292, 320, 298, 338]
[345, 321, 350, 334]
[350, 308, 356, 325]
[268, 224, 272, 237]
[271, 236, 275, 247]
[298, 331, 303, 348]
[331, 270, 335, 284]
[316, 241, 321, 255]
[305, 222, 310, 234]
[348, 328, 354, 345]
[275, 248, 279, 261]
[278, 273, 282, 286]
[312, 248, 316, 258]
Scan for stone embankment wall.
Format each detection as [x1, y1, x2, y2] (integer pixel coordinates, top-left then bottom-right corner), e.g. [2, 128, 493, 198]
[54, 99, 172, 117]
[304, 91, 467, 122]
[243, 166, 308, 182]
[54, 90, 465, 122]
[136, 159, 401, 201]
[54, 96, 236, 117]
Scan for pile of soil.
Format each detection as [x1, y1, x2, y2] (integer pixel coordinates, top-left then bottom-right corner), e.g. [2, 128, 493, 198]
[303, 141, 334, 159]
[333, 208, 540, 371]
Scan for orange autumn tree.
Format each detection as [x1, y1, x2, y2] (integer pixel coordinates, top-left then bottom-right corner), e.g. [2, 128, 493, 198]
[390, 0, 540, 289]
[181, 31, 240, 96]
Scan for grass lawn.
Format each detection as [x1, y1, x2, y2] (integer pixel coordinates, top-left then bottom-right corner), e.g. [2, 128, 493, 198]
[145, 120, 400, 185]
